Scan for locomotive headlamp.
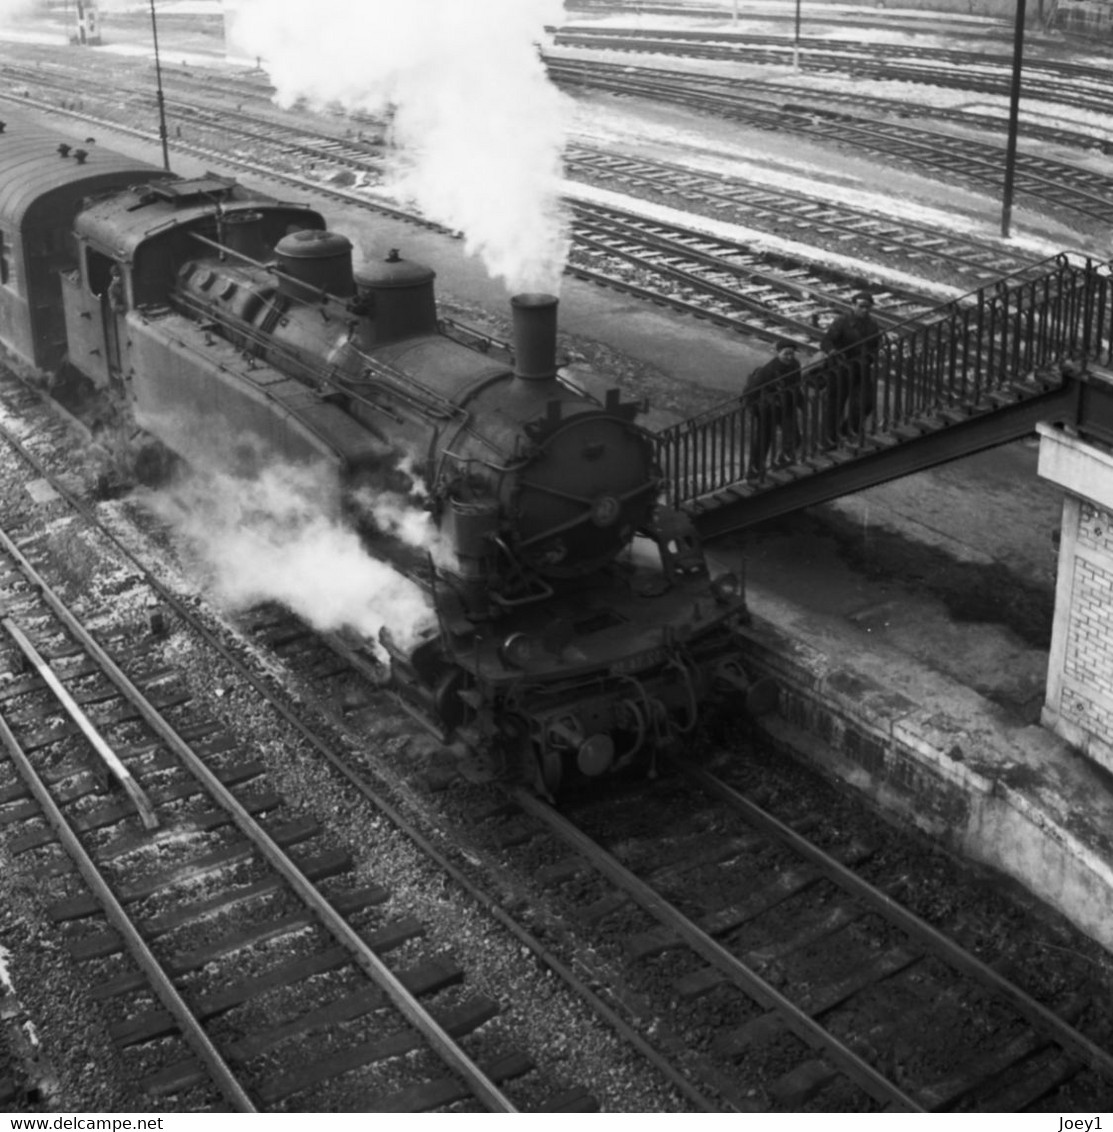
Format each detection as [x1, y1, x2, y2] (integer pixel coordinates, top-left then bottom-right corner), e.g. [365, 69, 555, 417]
[711, 572, 741, 604]
[591, 494, 621, 527]
[501, 632, 540, 668]
[577, 733, 615, 776]
[537, 539, 568, 565]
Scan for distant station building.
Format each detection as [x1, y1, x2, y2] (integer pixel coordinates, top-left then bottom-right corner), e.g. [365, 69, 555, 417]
[72, 0, 100, 45]
[34, 0, 102, 45]
[1049, 0, 1113, 35]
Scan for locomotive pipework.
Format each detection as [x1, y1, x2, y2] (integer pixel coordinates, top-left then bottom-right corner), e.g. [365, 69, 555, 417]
[0, 109, 774, 795]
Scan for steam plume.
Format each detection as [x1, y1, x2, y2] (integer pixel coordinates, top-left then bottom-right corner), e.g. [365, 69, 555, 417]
[229, 0, 570, 293]
[138, 460, 435, 653]
[0, 0, 34, 23]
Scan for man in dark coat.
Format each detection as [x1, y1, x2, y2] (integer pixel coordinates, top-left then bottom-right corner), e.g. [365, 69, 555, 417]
[745, 339, 801, 476]
[820, 291, 881, 441]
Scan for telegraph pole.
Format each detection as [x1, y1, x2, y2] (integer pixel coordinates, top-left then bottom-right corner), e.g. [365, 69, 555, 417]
[148, 0, 171, 171]
[794, 0, 802, 72]
[1001, 0, 1027, 238]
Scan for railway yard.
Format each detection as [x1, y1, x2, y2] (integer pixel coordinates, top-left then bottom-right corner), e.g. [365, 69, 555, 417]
[1, 0, 1113, 1115]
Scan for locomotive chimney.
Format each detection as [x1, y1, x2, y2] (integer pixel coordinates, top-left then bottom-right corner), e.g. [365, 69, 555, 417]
[511, 293, 558, 382]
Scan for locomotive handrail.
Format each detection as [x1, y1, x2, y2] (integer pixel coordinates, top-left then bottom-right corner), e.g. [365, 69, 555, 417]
[349, 354, 464, 422]
[656, 254, 1113, 506]
[189, 229, 359, 319]
[437, 316, 510, 358]
[514, 477, 660, 549]
[169, 289, 468, 425]
[184, 230, 467, 421]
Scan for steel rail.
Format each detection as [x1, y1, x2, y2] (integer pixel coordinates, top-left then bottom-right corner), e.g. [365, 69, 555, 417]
[511, 787, 926, 1112]
[0, 413, 717, 1112]
[552, 57, 1113, 154]
[0, 608, 159, 830]
[0, 502, 517, 1112]
[564, 261, 799, 346]
[571, 209, 935, 318]
[553, 27, 1113, 102]
[124, 711, 521, 1112]
[571, 231, 831, 338]
[683, 764, 1113, 1096]
[550, 62, 1113, 223]
[564, 153, 1039, 281]
[0, 617, 255, 1111]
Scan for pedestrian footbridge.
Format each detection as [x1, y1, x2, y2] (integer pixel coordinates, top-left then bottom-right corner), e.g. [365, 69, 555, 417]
[657, 254, 1113, 539]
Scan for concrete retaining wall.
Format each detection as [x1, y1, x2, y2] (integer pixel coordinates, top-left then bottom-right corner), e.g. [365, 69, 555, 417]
[737, 612, 1113, 953]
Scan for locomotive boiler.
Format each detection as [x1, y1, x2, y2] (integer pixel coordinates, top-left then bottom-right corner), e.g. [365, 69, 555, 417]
[0, 109, 772, 794]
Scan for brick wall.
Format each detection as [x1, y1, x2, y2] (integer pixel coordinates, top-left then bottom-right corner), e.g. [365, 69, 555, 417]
[1058, 502, 1113, 749]
[1038, 423, 1113, 776]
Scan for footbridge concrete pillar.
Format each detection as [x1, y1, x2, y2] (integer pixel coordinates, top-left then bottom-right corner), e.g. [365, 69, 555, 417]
[1038, 420, 1113, 774]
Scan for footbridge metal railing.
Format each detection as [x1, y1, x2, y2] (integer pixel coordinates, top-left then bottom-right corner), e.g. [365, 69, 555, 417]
[656, 254, 1113, 511]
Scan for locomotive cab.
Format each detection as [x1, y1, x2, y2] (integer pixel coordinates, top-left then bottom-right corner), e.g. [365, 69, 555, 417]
[62, 175, 327, 397]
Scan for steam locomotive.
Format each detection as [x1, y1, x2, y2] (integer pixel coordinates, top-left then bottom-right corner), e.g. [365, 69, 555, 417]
[0, 108, 772, 794]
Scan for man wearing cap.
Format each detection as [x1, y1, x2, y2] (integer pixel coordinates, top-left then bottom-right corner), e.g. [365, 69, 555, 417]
[820, 292, 881, 441]
[744, 339, 801, 476]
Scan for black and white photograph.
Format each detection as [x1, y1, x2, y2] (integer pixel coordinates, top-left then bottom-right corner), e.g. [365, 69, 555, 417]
[0, 0, 1111, 1117]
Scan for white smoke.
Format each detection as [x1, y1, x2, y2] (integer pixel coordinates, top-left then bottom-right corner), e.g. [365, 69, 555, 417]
[352, 485, 458, 572]
[138, 460, 436, 653]
[0, 0, 34, 23]
[230, 0, 571, 294]
[344, 452, 456, 570]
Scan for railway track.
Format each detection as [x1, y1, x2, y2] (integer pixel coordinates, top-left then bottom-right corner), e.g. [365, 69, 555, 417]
[561, 58, 1113, 155]
[0, 385, 610, 1113]
[548, 58, 1113, 228]
[464, 763, 1113, 1111]
[156, 42, 1113, 178]
[562, 0, 1083, 50]
[0, 519, 523, 1110]
[728, 77, 1113, 156]
[567, 199, 942, 347]
[553, 25, 1113, 109]
[564, 148, 1045, 288]
[119, 489, 1113, 1111]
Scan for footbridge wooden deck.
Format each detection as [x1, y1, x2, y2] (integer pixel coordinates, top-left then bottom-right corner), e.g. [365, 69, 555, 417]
[657, 254, 1113, 539]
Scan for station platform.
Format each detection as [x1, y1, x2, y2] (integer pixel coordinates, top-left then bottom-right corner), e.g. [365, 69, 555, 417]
[23, 103, 1112, 955]
[710, 505, 1113, 955]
